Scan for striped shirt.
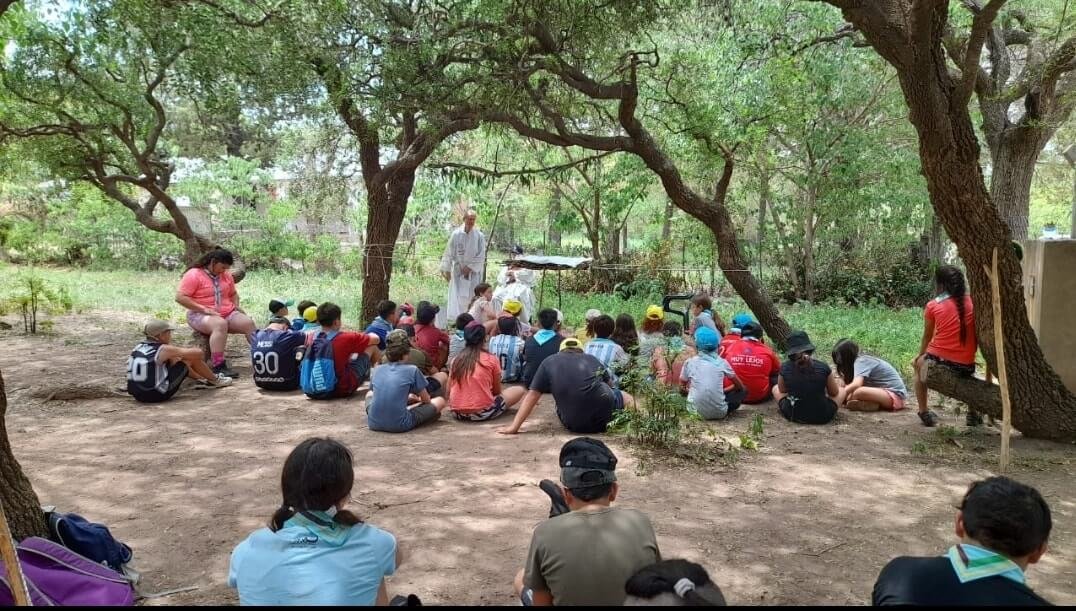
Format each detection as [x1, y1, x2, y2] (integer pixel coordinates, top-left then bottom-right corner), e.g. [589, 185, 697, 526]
[489, 334, 524, 382]
[584, 338, 629, 386]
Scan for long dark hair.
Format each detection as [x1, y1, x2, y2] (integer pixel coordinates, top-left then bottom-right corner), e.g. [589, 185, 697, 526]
[625, 559, 727, 606]
[791, 350, 816, 373]
[935, 265, 969, 345]
[188, 248, 234, 271]
[269, 437, 362, 532]
[611, 314, 639, 351]
[450, 328, 488, 385]
[831, 339, 860, 384]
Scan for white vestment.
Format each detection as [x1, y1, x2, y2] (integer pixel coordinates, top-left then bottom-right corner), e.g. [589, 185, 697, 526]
[440, 226, 487, 319]
[492, 266, 537, 323]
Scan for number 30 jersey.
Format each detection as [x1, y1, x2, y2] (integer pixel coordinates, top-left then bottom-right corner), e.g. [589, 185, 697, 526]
[250, 328, 307, 391]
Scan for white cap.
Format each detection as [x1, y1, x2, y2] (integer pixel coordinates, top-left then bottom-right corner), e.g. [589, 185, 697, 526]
[554, 309, 564, 323]
[585, 308, 602, 321]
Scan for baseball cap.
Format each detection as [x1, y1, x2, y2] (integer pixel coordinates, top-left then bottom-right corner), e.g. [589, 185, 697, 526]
[303, 307, 318, 323]
[464, 320, 486, 346]
[417, 302, 440, 324]
[731, 312, 753, 329]
[386, 328, 411, 351]
[559, 437, 618, 489]
[503, 299, 523, 315]
[560, 337, 582, 351]
[144, 319, 176, 339]
[268, 298, 294, 315]
[741, 321, 764, 339]
[645, 305, 664, 321]
[695, 326, 719, 351]
[585, 308, 602, 321]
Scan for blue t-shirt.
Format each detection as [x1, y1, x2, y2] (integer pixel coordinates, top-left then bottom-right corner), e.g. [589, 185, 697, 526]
[228, 514, 396, 606]
[367, 362, 428, 433]
[365, 317, 393, 350]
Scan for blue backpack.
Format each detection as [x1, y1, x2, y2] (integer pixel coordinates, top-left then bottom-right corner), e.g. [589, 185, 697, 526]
[300, 330, 339, 399]
[46, 510, 133, 572]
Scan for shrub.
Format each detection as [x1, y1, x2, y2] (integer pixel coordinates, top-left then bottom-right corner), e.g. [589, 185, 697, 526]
[0, 272, 74, 334]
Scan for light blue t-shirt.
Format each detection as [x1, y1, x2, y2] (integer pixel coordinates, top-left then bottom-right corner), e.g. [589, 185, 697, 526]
[489, 334, 524, 382]
[680, 353, 736, 420]
[584, 338, 629, 386]
[228, 513, 396, 606]
[367, 362, 428, 433]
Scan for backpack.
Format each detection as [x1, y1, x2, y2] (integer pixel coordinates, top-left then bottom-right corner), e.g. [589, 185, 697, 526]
[300, 330, 339, 399]
[46, 510, 133, 572]
[0, 537, 136, 606]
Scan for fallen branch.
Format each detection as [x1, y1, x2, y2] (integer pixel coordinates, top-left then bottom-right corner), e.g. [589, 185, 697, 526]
[794, 541, 845, 557]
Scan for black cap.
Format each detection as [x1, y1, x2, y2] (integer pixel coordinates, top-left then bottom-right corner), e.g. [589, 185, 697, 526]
[741, 321, 764, 339]
[464, 321, 486, 346]
[417, 302, 440, 325]
[268, 298, 293, 315]
[785, 330, 815, 355]
[559, 437, 617, 489]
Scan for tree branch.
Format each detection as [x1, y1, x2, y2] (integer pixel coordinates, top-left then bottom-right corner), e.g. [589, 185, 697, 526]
[959, 0, 1008, 104]
[428, 151, 615, 177]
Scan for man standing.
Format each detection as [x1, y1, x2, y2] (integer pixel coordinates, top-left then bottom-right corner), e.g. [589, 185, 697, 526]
[440, 208, 486, 319]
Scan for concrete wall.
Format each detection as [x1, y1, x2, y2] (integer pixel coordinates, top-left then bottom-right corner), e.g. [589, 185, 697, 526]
[1021, 239, 1076, 393]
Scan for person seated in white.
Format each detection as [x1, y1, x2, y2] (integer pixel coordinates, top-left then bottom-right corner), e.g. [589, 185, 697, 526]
[228, 437, 402, 606]
[493, 265, 537, 325]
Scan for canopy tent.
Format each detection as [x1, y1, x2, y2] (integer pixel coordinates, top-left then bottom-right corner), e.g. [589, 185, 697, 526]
[499, 255, 592, 310]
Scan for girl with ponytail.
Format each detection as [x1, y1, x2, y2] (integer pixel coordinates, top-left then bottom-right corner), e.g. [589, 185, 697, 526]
[912, 265, 978, 428]
[771, 330, 839, 425]
[229, 438, 402, 605]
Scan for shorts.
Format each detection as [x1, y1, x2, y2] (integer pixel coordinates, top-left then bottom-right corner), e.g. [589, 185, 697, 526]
[612, 389, 625, 412]
[452, 396, 507, 422]
[883, 389, 906, 411]
[409, 403, 440, 427]
[349, 353, 372, 386]
[425, 376, 443, 397]
[130, 362, 188, 404]
[926, 353, 975, 377]
[186, 310, 248, 336]
[778, 396, 838, 425]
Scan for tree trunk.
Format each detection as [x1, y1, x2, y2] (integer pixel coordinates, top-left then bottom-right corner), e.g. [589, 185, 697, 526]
[360, 172, 415, 325]
[989, 129, 1046, 240]
[662, 200, 674, 241]
[802, 187, 818, 302]
[604, 222, 620, 260]
[0, 368, 49, 541]
[769, 200, 801, 300]
[838, 1, 1076, 440]
[928, 211, 946, 264]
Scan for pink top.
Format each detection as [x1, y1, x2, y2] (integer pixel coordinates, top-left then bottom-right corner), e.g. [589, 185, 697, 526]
[449, 351, 501, 412]
[178, 268, 238, 317]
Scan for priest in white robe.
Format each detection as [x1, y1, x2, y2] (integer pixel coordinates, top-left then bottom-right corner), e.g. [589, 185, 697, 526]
[440, 209, 487, 320]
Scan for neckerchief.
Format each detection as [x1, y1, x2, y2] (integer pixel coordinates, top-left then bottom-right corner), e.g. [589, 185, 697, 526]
[285, 510, 352, 547]
[947, 544, 1026, 585]
[534, 329, 557, 346]
[202, 268, 222, 310]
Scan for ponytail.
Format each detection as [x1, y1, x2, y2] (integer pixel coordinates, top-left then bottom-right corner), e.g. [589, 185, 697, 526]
[794, 350, 814, 373]
[935, 265, 968, 345]
[625, 559, 727, 606]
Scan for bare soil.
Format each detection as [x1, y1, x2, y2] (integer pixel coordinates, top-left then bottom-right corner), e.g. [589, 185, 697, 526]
[2, 312, 1074, 605]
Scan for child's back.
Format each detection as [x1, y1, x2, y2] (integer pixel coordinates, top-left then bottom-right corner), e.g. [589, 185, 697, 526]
[681, 353, 736, 420]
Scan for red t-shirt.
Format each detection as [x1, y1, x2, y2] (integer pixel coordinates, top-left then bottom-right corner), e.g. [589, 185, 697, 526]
[718, 334, 740, 357]
[925, 295, 976, 365]
[330, 331, 372, 397]
[449, 351, 501, 412]
[414, 324, 450, 366]
[177, 268, 238, 317]
[722, 338, 781, 402]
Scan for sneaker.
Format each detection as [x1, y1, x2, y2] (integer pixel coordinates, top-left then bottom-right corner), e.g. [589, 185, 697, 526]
[213, 362, 240, 379]
[966, 411, 984, 427]
[918, 410, 939, 427]
[539, 479, 570, 518]
[199, 374, 233, 388]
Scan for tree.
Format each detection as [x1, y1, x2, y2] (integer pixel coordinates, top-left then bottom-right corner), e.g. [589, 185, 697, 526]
[478, 6, 793, 344]
[942, 2, 1076, 238]
[817, 0, 1076, 440]
[0, 1, 217, 263]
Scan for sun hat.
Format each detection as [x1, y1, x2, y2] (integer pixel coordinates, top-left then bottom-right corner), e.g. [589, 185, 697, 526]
[386, 329, 411, 351]
[559, 437, 618, 489]
[143, 319, 176, 339]
[503, 299, 523, 315]
[645, 305, 664, 321]
[694, 326, 719, 352]
[785, 330, 816, 355]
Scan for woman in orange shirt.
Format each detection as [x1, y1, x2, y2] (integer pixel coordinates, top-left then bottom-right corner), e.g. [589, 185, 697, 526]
[912, 265, 978, 427]
[447, 322, 527, 422]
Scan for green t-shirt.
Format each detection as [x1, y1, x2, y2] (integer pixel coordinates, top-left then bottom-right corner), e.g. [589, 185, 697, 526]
[524, 507, 660, 606]
[380, 348, 428, 372]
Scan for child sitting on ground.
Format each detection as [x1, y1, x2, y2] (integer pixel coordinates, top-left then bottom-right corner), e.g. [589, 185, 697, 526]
[396, 303, 415, 327]
[448, 313, 473, 369]
[366, 330, 448, 433]
[365, 300, 398, 350]
[637, 305, 665, 363]
[831, 338, 908, 412]
[680, 327, 745, 420]
[772, 330, 839, 424]
[489, 316, 525, 383]
[652, 320, 694, 387]
[448, 322, 527, 421]
[584, 314, 630, 386]
[611, 313, 640, 355]
[414, 302, 451, 370]
[468, 283, 497, 327]
[575, 308, 602, 343]
[687, 294, 725, 340]
[292, 301, 320, 332]
[491, 299, 531, 338]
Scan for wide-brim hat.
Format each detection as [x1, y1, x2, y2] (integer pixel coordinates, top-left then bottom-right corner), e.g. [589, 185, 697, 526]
[785, 330, 815, 355]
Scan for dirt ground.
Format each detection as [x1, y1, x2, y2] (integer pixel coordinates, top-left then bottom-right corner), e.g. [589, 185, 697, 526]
[2, 312, 1074, 606]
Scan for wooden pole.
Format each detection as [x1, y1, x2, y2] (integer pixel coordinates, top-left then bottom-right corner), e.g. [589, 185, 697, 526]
[0, 502, 31, 606]
[984, 247, 1012, 471]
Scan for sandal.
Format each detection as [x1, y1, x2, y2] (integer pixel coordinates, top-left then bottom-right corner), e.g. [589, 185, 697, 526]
[539, 479, 570, 518]
[918, 410, 939, 427]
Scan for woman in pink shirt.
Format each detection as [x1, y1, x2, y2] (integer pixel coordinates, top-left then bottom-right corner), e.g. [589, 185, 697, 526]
[175, 249, 256, 378]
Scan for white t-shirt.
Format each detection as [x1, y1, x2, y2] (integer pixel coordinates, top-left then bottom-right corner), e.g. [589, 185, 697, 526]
[680, 353, 736, 420]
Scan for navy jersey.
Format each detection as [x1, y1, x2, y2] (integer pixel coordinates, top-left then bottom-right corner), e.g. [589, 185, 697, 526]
[127, 341, 187, 402]
[251, 328, 307, 390]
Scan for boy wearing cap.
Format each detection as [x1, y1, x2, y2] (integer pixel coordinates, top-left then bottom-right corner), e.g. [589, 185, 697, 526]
[291, 300, 316, 331]
[521, 309, 565, 387]
[514, 437, 660, 606]
[366, 330, 448, 433]
[127, 319, 233, 403]
[414, 303, 451, 370]
[720, 321, 781, 404]
[679, 327, 745, 420]
[365, 300, 398, 351]
[491, 299, 531, 338]
[498, 338, 635, 435]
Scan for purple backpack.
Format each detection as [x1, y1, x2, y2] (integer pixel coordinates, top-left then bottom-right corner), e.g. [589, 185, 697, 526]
[0, 537, 135, 606]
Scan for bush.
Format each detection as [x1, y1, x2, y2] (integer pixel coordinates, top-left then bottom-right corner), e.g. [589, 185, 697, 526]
[768, 258, 932, 308]
[0, 271, 74, 334]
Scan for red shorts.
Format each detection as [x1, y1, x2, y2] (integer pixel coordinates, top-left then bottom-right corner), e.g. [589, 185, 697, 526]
[884, 390, 906, 411]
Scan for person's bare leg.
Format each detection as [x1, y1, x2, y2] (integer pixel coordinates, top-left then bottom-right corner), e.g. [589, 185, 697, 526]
[160, 346, 216, 380]
[502, 384, 527, 407]
[513, 568, 525, 598]
[772, 384, 786, 402]
[429, 396, 447, 412]
[913, 355, 928, 413]
[203, 315, 229, 355]
[227, 312, 258, 345]
[846, 386, 893, 412]
[431, 371, 449, 387]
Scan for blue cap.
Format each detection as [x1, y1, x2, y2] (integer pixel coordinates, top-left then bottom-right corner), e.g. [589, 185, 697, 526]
[695, 326, 719, 351]
[731, 312, 753, 328]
